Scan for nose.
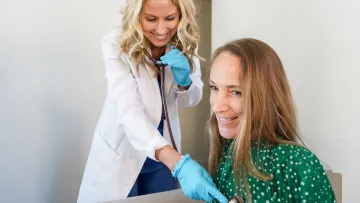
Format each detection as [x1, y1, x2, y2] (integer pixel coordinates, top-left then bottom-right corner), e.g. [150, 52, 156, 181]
[211, 92, 229, 113]
[155, 20, 167, 35]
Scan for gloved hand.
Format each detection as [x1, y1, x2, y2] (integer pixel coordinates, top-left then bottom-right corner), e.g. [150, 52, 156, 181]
[160, 46, 192, 87]
[172, 154, 228, 203]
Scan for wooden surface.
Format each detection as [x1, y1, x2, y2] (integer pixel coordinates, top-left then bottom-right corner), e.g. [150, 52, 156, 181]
[104, 189, 200, 203]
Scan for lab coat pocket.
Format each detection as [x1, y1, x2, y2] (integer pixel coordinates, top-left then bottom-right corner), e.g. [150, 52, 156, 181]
[79, 132, 123, 202]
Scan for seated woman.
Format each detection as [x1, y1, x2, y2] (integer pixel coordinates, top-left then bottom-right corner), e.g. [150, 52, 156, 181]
[207, 38, 336, 203]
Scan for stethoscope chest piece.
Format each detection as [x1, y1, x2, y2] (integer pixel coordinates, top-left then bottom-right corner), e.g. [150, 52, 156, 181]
[228, 196, 245, 203]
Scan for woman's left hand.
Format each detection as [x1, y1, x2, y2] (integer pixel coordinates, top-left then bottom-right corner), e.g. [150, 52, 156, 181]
[160, 47, 192, 87]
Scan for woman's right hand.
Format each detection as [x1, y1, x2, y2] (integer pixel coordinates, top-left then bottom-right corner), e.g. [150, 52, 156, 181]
[172, 154, 228, 203]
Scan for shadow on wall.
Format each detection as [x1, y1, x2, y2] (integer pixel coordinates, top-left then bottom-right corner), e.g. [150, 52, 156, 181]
[178, 0, 212, 168]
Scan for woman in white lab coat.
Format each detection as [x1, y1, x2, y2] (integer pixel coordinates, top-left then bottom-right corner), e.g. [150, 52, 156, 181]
[77, 0, 227, 203]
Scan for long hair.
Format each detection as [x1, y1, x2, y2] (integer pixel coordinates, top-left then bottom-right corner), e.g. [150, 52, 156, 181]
[208, 38, 302, 202]
[119, 0, 200, 75]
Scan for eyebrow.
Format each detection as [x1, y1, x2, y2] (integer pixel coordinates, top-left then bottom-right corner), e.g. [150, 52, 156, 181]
[143, 12, 177, 17]
[209, 80, 241, 88]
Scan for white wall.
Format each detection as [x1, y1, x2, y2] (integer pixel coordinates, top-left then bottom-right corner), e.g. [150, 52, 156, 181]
[0, 0, 124, 202]
[0, 0, 213, 202]
[212, 0, 359, 202]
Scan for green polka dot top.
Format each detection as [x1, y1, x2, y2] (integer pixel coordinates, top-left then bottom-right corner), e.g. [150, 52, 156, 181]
[212, 140, 337, 203]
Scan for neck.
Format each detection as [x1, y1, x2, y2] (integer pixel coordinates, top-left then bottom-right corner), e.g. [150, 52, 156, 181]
[150, 45, 166, 60]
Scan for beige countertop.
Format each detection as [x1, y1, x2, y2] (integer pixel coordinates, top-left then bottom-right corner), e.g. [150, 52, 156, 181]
[104, 189, 201, 203]
[104, 170, 342, 203]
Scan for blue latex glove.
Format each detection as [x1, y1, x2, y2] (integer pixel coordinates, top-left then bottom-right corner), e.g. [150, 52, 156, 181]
[160, 47, 192, 87]
[172, 154, 228, 203]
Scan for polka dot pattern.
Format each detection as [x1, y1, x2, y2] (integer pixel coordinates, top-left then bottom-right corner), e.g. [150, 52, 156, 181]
[212, 140, 337, 203]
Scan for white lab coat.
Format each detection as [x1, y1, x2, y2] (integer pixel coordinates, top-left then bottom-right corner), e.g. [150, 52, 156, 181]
[77, 30, 203, 203]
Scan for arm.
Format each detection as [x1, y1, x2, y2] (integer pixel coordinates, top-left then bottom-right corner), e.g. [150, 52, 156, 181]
[101, 32, 168, 160]
[103, 34, 225, 202]
[289, 148, 337, 202]
[155, 145, 182, 169]
[160, 46, 203, 108]
[176, 54, 203, 107]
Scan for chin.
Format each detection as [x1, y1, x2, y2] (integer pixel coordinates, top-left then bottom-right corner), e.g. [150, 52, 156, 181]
[219, 128, 236, 140]
[150, 40, 169, 47]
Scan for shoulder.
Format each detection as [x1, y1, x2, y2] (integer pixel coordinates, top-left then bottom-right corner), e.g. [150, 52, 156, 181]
[100, 29, 129, 61]
[271, 146, 336, 201]
[273, 144, 317, 160]
[272, 144, 322, 168]
[272, 144, 330, 186]
[101, 29, 121, 45]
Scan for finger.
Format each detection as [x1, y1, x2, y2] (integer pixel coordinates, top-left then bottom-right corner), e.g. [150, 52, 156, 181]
[160, 54, 168, 61]
[202, 170, 216, 187]
[160, 49, 178, 60]
[160, 58, 170, 66]
[207, 186, 228, 203]
[201, 188, 214, 203]
[197, 181, 216, 203]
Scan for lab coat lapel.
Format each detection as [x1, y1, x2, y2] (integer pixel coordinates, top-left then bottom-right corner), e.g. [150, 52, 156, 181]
[143, 60, 162, 125]
[163, 65, 175, 96]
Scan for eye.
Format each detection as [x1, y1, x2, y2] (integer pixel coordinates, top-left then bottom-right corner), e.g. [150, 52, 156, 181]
[166, 17, 175, 21]
[231, 90, 242, 96]
[209, 85, 218, 91]
[146, 18, 156, 22]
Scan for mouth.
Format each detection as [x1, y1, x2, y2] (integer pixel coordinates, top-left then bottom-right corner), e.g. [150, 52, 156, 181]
[152, 32, 169, 41]
[218, 117, 238, 122]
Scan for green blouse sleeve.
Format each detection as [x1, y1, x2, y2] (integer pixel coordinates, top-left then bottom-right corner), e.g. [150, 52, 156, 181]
[283, 146, 337, 202]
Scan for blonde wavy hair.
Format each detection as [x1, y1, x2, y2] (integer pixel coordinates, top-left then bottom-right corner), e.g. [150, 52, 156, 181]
[208, 38, 303, 202]
[119, 0, 200, 75]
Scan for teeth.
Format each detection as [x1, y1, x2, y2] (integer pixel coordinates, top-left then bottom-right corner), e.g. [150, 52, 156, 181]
[219, 117, 236, 122]
[154, 34, 166, 40]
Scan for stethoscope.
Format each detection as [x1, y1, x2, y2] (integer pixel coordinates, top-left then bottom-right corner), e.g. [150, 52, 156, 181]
[228, 196, 245, 203]
[134, 34, 245, 203]
[133, 33, 179, 151]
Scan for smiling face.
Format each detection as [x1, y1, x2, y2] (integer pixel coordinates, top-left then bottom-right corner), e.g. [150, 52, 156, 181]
[209, 51, 245, 140]
[140, 0, 180, 47]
